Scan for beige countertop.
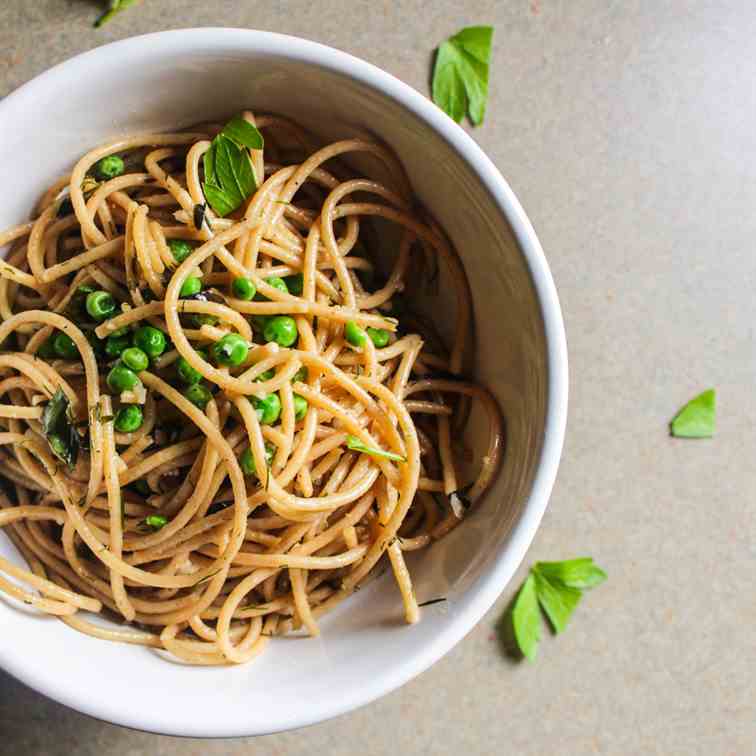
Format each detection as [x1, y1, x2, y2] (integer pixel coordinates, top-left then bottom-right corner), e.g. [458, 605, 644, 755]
[0, 2, 754, 754]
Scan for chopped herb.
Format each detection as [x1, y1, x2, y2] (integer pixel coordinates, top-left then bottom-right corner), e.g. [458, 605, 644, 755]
[41, 389, 80, 469]
[94, 0, 139, 28]
[432, 26, 494, 125]
[506, 558, 607, 662]
[140, 514, 168, 531]
[418, 597, 447, 607]
[345, 434, 406, 463]
[670, 388, 716, 438]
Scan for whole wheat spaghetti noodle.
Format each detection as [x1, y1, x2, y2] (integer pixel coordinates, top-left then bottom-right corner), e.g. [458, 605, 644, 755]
[0, 113, 503, 665]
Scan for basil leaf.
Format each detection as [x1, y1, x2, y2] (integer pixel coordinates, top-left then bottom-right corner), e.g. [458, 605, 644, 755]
[534, 558, 607, 590]
[201, 132, 258, 217]
[203, 147, 218, 188]
[533, 570, 582, 634]
[512, 573, 540, 661]
[221, 116, 264, 150]
[202, 182, 239, 218]
[432, 26, 494, 125]
[670, 388, 716, 438]
[94, 0, 139, 28]
[345, 434, 406, 463]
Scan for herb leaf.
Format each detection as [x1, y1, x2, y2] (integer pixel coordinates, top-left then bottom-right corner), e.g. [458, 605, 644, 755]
[94, 0, 139, 28]
[670, 388, 716, 438]
[505, 557, 607, 661]
[200, 117, 264, 218]
[345, 434, 406, 463]
[534, 558, 607, 590]
[41, 389, 79, 469]
[221, 116, 264, 150]
[432, 26, 494, 125]
[532, 570, 582, 634]
[512, 574, 540, 662]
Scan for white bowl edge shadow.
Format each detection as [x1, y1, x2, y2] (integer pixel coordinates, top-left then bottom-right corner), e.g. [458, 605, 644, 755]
[0, 29, 568, 737]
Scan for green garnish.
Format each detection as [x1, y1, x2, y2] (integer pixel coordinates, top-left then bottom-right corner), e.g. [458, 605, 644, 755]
[345, 435, 406, 463]
[106, 363, 139, 393]
[41, 389, 80, 469]
[670, 389, 716, 438]
[141, 514, 168, 531]
[94, 0, 140, 28]
[202, 117, 264, 217]
[508, 558, 607, 662]
[168, 239, 195, 264]
[432, 26, 494, 125]
[180, 277, 202, 298]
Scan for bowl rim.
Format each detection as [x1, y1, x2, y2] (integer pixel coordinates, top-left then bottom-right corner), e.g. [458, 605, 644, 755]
[0, 27, 568, 737]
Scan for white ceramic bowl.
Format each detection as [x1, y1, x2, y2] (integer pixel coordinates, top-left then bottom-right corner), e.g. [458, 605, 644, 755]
[0, 29, 567, 736]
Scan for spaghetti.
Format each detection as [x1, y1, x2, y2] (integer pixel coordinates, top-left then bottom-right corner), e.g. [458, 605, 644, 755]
[0, 113, 503, 665]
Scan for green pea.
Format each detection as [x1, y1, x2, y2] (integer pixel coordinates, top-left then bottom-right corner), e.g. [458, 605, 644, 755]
[180, 277, 202, 298]
[105, 333, 131, 358]
[284, 273, 304, 296]
[344, 320, 366, 348]
[231, 277, 256, 300]
[292, 366, 308, 384]
[255, 276, 288, 301]
[133, 326, 167, 358]
[121, 347, 149, 372]
[263, 316, 298, 347]
[184, 383, 212, 410]
[252, 392, 281, 425]
[255, 368, 275, 382]
[93, 155, 125, 181]
[240, 442, 275, 477]
[114, 405, 144, 433]
[107, 363, 139, 393]
[212, 333, 249, 367]
[53, 332, 79, 360]
[293, 394, 308, 421]
[85, 291, 116, 321]
[77, 284, 96, 297]
[367, 327, 390, 348]
[37, 337, 57, 360]
[176, 350, 206, 385]
[168, 239, 194, 263]
[110, 326, 129, 338]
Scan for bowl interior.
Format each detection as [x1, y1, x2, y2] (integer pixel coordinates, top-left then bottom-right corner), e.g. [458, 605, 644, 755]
[0, 30, 557, 736]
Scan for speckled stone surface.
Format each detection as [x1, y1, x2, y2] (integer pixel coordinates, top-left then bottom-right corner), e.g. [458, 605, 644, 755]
[0, 2, 754, 754]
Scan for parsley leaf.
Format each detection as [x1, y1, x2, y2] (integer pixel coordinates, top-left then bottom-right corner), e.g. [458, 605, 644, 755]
[512, 573, 540, 661]
[345, 435, 406, 463]
[670, 388, 716, 438]
[94, 0, 140, 28]
[507, 557, 606, 661]
[534, 558, 608, 590]
[432, 26, 494, 125]
[532, 570, 582, 634]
